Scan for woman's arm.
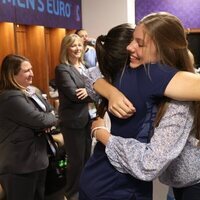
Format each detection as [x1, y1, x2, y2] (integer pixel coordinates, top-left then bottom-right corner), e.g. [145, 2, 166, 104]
[165, 71, 200, 101]
[83, 66, 136, 117]
[94, 78, 136, 118]
[92, 101, 193, 181]
[93, 71, 200, 118]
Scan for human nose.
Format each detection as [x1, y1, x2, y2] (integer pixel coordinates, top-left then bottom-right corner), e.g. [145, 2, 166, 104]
[82, 36, 87, 41]
[127, 40, 137, 52]
[77, 46, 83, 52]
[30, 70, 34, 77]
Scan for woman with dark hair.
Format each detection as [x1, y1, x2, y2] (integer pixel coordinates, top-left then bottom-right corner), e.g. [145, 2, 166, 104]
[83, 23, 135, 116]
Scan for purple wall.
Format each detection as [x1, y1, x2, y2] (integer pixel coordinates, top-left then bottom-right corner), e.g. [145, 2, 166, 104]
[0, 0, 82, 29]
[135, 0, 200, 28]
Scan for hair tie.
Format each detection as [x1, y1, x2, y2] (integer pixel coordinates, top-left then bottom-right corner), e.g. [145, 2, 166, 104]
[99, 35, 106, 42]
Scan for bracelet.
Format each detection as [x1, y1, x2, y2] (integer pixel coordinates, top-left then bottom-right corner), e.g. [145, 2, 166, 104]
[91, 126, 109, 139]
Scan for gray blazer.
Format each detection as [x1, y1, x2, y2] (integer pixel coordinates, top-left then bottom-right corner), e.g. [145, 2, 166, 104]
[0, 90, 57, 174]
[55, 64, 92, 129]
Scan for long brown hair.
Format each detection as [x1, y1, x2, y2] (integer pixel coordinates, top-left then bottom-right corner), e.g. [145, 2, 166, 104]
[140, 12, 200, 141]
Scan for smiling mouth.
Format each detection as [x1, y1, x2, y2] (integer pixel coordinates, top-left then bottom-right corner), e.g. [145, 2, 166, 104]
[130, 55, 140, 62]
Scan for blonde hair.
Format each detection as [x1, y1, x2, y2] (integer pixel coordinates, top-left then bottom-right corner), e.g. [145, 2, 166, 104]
[59, 33, 84, 65]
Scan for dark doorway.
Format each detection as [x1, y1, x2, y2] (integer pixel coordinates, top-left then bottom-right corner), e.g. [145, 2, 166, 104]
[187, 33, 200, 69]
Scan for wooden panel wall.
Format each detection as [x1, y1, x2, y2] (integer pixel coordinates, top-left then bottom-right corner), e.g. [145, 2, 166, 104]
[46, 28, 75, 81]
[26, 26, 49, 93]
[0, 22, 71, 95]
[15, 25, 27, 56]
[0, 23, 15, 65]
[45, 28, 66, 81]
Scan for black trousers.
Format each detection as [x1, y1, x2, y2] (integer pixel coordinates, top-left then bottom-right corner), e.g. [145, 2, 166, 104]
[173, 182, 200, 200]
[0, 169, 46, 200]
[61, 123, 92, 199]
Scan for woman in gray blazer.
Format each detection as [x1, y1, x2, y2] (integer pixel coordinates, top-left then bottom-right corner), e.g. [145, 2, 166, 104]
[55, 34, 94, 200]
[0, 54, 58, 200]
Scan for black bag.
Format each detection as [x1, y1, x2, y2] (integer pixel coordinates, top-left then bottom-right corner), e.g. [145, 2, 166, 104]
[45, 134, 67, 196]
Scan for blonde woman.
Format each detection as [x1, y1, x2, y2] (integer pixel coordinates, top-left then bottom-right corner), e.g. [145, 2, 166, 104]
[55, 34, 94, 200]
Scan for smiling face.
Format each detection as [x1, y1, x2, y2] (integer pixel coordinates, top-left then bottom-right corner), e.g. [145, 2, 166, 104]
[127, 24, 158, 68]
[14, 61, 34, 88]
[67, 38, 83, 62]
